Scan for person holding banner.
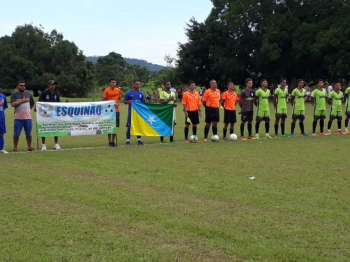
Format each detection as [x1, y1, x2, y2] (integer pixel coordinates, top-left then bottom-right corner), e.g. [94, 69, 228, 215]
[0, 92, 8, 153]
[37, 80, 61, 151]
[182, 81, 202, 143]
[11, 81, 35, 152]
[124, 80, 145, 146]
[159, 81, 177, 144]
[103, 78, 122, 147]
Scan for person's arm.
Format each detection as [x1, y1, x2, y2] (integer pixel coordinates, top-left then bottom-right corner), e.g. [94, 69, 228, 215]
[30, 95, 35, 109]
[11, 95, 29, 108]
[290, 96, 295, 106]
[253, 97, 258, 107]
[273, 94, 277, 108]
[221, 99, 225, 108]
[124, 93, 132, 104]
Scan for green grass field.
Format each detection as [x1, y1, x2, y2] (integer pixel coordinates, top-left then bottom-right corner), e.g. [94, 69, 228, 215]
[1, 101, 350, 261]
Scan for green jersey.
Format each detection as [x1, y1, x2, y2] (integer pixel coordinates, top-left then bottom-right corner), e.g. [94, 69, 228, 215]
[255, 88, 270, 113]
[346, 87, 350, 112]
[292, 88, 306, 111]
[311, 88, 327, 111]
[274, 87, 288, 109]
[160, 91, 176, 104]
[329, 91, 344, 112]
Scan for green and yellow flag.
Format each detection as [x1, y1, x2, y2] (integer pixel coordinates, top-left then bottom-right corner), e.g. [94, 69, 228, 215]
[131, 103, 174, 136]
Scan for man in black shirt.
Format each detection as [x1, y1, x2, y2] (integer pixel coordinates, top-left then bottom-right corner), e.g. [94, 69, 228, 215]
[38, 80, 61, 151]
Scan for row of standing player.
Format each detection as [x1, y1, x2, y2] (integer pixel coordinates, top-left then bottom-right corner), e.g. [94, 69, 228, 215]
[178, 78, 350, 142]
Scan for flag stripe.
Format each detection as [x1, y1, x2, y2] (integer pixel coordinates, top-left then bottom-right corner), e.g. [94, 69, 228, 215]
[130, 108, 160, 136]
[145, 103, 173, 128]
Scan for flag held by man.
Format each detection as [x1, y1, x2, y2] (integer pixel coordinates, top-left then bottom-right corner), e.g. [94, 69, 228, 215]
[131, 103, 174, 136]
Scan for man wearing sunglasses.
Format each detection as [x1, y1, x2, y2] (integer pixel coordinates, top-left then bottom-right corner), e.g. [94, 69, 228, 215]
[11, 81, 35, 152]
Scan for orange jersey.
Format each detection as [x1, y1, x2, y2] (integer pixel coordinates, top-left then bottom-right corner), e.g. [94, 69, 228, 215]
[222, 91, 239, 110]
[182, 91, 202, 111]
[103, 87, 122, 112]
[203, 88, 221, 108]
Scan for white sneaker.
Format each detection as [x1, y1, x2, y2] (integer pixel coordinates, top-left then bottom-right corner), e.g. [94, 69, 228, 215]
[0, 149, 8, 154]
[42, 144, 47, 151]
[53, 144, 61, 150]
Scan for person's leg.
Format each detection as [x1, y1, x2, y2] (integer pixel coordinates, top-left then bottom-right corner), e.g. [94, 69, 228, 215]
[281, 119, 286, 135]
[312, 119, 318, 133]
[320, 119, 325, 133]
[126, 127, 131, 140]
[42, 137, 46, 144]
[223, 123, 228, 139]
[255, 120, 260, 134]
[204, 123, 211, 139]
[54, 136, 59, 144]
[13, 120, 23, 151]
[248, 121, 253, 137]
[265, 121, 270, 135]
[345, 116, 350, 132]
[328, 119, 333, 132]
[291, 119, 296, 134]
[160, 136, 164, 142]
[184, 124, 189, 140]
[229, 123, 234, 136]
[275, 118, 280, 135]
[108, 134, 112, 143]
[240, 122, 245, 137]
[299, 119, 305, 134]
[212, 122, 218, 136]
[192, 125, 197, 136]
[0, 134, 4, 150]
[337, 119, 342, 131]
[24, 119, 33, 150]
[112, 134, 116, 144]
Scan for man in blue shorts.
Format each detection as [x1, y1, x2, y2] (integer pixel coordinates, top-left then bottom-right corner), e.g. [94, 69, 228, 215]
[11, 80, 35, 152]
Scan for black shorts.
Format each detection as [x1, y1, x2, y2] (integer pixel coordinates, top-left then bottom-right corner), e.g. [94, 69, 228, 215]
[292, 114, 305, 120]
[224, 109, 236, 124]
[256, 116, 270, 122]
[276, 114, 287, 119]
[241, 111, 253, 122]
[185, 111, 200, 125]
[205, 107, 220, 123]
[116, 112, 120, 127]
[330, 115, 342, 121]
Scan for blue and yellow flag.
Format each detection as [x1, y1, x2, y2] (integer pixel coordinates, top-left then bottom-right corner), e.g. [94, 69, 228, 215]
[131, 103, 174, 136]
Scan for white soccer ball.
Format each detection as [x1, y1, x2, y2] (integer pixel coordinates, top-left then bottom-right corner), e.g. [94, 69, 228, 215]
[189, 135, 198, 143]
[211, 135, 220, 142]
[229, 134, 238, 141]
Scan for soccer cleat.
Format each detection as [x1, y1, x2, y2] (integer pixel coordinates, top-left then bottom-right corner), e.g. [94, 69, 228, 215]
[320, 132, 327, 135]
[249, 135, 256, 140]
[223, 137, 227, 141]
[137, 141, 144, 146]
[42, 144, 47, 151]
[344, 130, 350, 134]
[337, 131, 343, 135]
[302, 133, 309, 137]
[290, 133, 295, 137]
[327, 131, 331, 135]
[255, 134, 260, 140]
[312, 133, 317, 136]
[281, 134, 289, 138]
[169, 141, 176, 144]
[53, 144, 61, 150]
[203, 139, 208, 143]
[160, 141, 165, 145]
[0, 149, 8, 154]
[275, 135, 280, 138]
[125, 141, 130, 146]
[184, 139, 190, 144]
[265, 135, 273, 139]
[241, 136, 247, 141]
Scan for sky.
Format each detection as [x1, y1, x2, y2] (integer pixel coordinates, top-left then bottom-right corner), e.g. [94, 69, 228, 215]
[0, 0, 213, 65]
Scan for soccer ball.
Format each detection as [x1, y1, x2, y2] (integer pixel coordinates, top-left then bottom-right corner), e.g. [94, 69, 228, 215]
[189, 135, 198, 143]
[229, 134, 238, 141]
[211, 135, 220, 142]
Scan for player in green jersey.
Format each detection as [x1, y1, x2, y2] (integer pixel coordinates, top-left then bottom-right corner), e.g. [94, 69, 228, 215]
[310, 79, 327, 136]
[273, 78, 289, 138]
[290, 79, 308, 137]
[159, 81, 177, 144]
[344, 86, 350, 134]
[327, 82, 344, 135]
[254, 79, 272, 139]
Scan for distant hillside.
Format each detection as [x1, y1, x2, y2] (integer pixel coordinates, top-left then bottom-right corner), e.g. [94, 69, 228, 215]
[85, 56, 165, 72]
